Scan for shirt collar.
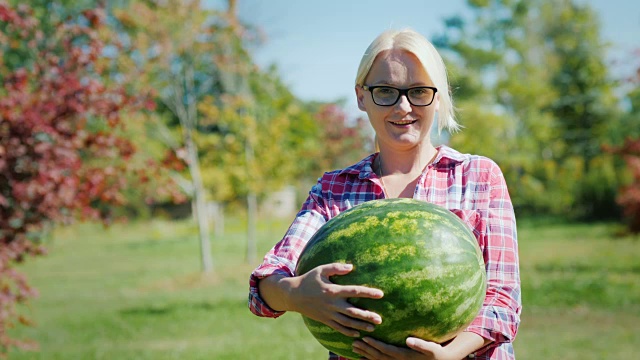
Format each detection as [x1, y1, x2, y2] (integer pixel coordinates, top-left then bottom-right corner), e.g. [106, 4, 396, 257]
[330, 154, 376, 179]
[431, 145, 466, 165]
[337, 145, 466, 180]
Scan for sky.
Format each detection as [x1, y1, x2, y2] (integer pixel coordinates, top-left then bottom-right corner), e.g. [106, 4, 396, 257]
[208, 0, 640, 116]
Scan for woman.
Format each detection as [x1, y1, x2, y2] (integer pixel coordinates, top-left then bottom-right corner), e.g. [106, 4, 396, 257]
[248, 28, 521, 360]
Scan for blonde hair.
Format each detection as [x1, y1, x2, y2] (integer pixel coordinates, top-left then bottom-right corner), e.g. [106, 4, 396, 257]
[355, 29, 459, 133]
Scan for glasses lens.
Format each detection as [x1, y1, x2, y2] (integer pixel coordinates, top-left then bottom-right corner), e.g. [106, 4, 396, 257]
[372, 87, 400, 105]
[370, 86, 435, 106]
[408, 87, 435, 106]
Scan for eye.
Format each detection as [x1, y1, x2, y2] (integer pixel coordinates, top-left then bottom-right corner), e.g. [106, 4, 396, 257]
[376, 87, 396, 95]
[410, 88, 430, 97]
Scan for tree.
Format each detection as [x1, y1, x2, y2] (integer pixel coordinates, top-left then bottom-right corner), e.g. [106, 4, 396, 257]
[435, 0, 558, 214]
[537, 0, 620, 219]
[543, 0, 618, 164]
[111, 0, 242, 272]
[435, 0, 621, 219]
[114, 0, 282, 266]
[604, 55, 640, 233]
[0, 2, 167, 353]
[310, 104, 373, 172]
[605, 138, 640, 233]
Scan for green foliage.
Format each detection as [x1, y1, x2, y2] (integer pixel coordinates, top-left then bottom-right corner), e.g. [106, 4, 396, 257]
[0, 1, 181, 353]
[448, 100, 513, 167]
[438, 0, 623, 219]
[543, 0, 618, 164]
[110, 0, 371, 211]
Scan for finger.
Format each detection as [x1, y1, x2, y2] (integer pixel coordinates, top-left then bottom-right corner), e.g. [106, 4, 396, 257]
[362, 337, 396, 355]
[406, 337, 441, 353]
[343, 305, 383, 325]
[328, 319, 361, 338]
[336, 284, 384, 299]
[353, 339, 384, 360]
[334, 312, 376, 333]
[318, 262, 354, 277]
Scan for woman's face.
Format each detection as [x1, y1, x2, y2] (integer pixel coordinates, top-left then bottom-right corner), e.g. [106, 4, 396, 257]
[356, 49, 439, 152]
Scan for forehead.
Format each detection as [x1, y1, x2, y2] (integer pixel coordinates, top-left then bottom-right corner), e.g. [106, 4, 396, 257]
[366, 49, 433, 86]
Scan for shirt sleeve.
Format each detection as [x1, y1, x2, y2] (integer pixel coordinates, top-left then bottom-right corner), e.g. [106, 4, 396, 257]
[248, 181, 329, 318]
[459, 162, 522, 355]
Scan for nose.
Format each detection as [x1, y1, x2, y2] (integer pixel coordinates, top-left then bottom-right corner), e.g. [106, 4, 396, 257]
[395, 93, 412, 112]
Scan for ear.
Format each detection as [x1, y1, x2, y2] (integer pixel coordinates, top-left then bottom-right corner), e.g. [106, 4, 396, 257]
[433, 91, 441, 109]
[356, 85, 367, 111]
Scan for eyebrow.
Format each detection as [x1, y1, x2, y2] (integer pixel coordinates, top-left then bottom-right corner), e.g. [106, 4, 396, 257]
[369, 82, 432, 87]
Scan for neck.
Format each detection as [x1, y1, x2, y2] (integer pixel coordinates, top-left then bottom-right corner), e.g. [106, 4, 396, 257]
[377, 145, 438, 176]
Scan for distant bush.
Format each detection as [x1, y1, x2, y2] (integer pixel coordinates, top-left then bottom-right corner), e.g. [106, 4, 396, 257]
[605, 137, 640, 233]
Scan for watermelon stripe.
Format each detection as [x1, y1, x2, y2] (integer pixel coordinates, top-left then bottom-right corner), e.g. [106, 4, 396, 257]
[316, 338, 352, 351]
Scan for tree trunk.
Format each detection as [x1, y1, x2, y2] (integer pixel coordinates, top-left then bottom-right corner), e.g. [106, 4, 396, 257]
[166, 63, 214, 274]
[213, 202, 224, 238]
[246, 191, 257, 264]
[186, 131, 213, 273]
[245, 137, 257, 264]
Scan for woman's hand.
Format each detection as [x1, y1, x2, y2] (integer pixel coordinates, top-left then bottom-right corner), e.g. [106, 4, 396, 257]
[352, 331, 489, 360]
[351, 337, 456, 360]
[288, 263, 384, 337]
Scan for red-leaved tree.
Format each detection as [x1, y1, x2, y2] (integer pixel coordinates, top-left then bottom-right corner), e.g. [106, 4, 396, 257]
[314, 104, 373, 172]
[605, 58, 640, 234]
[607, 138, 640, 233]
[0, 3, 175, 354]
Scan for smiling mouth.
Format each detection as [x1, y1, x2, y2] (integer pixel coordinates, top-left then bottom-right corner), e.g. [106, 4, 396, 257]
[390, 119, 418, 126]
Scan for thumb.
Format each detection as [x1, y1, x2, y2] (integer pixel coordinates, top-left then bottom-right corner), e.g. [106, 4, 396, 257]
[319, 262, 354, 277]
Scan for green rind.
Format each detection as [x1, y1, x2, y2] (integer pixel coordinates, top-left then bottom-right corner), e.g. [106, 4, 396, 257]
[295, 199, 486, 359]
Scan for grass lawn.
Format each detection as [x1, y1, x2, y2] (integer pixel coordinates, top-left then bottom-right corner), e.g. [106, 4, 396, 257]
[8, 217, 640, 359]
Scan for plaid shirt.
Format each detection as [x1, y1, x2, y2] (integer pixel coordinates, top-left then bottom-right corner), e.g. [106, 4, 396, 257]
[249, 145, 521, 360]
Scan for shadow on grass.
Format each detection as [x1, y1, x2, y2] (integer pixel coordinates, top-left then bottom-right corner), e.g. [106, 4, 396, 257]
[535, 262, 640, 274]
[119, 301, 219, 317]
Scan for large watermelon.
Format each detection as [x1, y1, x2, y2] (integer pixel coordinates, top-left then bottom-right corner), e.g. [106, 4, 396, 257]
[295, 198, 486, 359]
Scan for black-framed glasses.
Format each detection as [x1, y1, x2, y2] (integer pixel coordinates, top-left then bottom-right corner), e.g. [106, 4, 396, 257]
[361, 85, 438, 107]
